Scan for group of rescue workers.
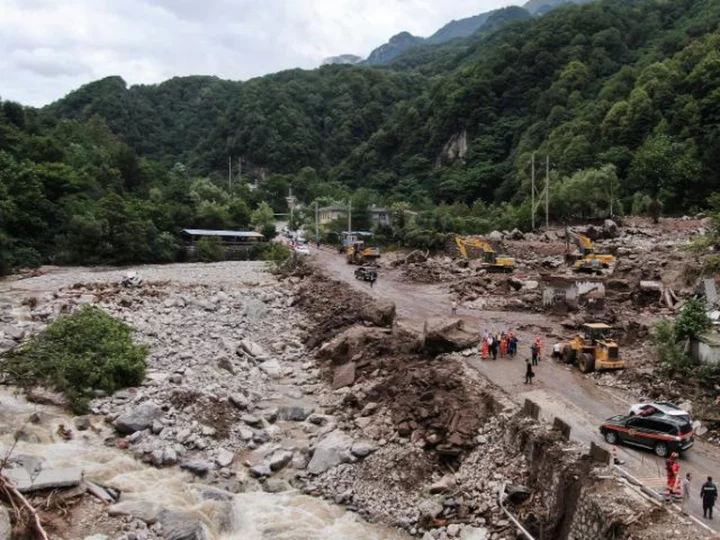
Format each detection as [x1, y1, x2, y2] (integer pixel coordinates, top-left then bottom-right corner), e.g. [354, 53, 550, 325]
[665, 452, 718, 519]
[477, 330, 544, 385]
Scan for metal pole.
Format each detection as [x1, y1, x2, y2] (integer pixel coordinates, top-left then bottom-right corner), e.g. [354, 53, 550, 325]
[315, 201, 319, 239]
[498, 482, 535, 540]
[531, 153, 536, 231]
[228, 157, 232, 193]
[545, 155, 550, 230]
[348, 199, 352, 234]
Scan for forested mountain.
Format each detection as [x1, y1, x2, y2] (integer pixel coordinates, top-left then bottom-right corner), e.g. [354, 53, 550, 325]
[523, 0, 595, 15]
[4, 0, 720, 272]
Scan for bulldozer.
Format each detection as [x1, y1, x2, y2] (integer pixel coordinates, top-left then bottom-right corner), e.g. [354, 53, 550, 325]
[347, 241, 381, 265]
[560, 323, 625, 373]
[455, 236, 516, 273]
[566, 228, 616, 274]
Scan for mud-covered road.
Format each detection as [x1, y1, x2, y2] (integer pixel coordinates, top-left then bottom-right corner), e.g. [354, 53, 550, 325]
[312, 246, 720, 534]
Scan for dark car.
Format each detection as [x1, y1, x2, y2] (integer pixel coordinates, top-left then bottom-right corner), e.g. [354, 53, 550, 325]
[599, 414, 694, 457]
[354, 266, 377, 282]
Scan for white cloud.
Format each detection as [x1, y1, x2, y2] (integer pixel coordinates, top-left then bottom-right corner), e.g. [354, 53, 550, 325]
[0, 0, 515, 106]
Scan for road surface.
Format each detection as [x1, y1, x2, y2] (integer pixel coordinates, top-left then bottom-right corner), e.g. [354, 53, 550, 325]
[312, 246, 720, 534]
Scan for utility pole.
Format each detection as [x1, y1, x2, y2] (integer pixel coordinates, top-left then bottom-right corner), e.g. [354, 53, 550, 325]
[228, 156, 232, 193]
[545, 155, 550, 229]
[531, 153, 536, 230]
[348, 199, 352, 234]
[315, 201, 319, 240]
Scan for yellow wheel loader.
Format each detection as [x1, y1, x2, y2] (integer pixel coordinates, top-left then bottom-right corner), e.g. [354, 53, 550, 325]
[560, 323, 625, 373]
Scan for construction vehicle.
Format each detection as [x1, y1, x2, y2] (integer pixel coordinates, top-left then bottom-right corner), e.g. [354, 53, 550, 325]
[354, 266, 378, 282]
[559, 323, 625, 373]
[566, 228, 616, 274]
[454, 236, 516, 273]
[347, 241, 381, 265]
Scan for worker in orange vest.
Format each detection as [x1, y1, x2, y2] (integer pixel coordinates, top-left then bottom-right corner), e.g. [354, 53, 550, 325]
[534, 336, 543, 360]
[666, 452, 680, 502]
[500, 333, 508, 358]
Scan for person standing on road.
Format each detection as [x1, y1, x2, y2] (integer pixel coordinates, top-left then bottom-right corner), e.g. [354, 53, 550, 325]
[681, 473, 692, 513]
[524, 359, 534, 384]
[490, 334, 498, 360]
[530, 342, 540, 366]
[701, 476, 718, 519]
[451, 300, 457, 316]
[481, 334, 489, 359]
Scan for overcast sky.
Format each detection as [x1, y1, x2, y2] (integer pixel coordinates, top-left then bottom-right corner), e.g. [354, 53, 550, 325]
[0, 0, 517, 106]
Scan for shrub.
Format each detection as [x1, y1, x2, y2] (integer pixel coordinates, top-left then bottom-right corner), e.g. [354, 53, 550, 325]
[1, 306, 148, 413]
[196, 236, 225, 262]
[675, 298, 710, 341]
[263, 243, 292, 265]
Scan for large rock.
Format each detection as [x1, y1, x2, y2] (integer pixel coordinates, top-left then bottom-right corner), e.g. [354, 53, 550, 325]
[418, 499, 444, 521]
[269, 450, 293, 472]
[488, 230, 503, 243]
[108, 500, 163, 524]
[423, 318, 479, 355]
[307, 431, 354, 475]
[350, 440, 377, 458]
[460, 527, 489, 540]
[319, 325, 390, 364]
[603, 219, 619, 238]
[278, 406, 314, 422]
[114, 401, 163, 435]
[332, 362, 356, 389]
[258, 359, 282, 379]
[360, 300, 396, 328]
[240, 339, 268, 359]
[158, 509, 209, 540]
[229, 393, 250, 410]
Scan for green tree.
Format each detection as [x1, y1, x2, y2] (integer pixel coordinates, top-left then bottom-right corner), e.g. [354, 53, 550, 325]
[251, 201, 275, 231]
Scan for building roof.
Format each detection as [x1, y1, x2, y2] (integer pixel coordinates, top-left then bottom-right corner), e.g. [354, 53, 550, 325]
[181, 229, 264, 238]
[318, 206, 347, 212]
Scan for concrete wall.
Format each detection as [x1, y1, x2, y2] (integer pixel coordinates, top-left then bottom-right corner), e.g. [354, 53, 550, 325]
[542, 280, 605, 311]
[691, 339, 720, 365]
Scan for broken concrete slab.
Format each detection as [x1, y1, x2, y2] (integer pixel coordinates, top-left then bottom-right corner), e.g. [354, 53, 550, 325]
[3, 466, 83, 493]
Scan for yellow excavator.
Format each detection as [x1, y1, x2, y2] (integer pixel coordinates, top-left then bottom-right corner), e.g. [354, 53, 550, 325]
[455, 236, 516, 273]
[566, 228, 615, 274]
[347, 241, 381, 265]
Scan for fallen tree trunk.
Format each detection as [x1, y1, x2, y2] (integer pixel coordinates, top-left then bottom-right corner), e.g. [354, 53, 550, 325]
[0, 472, 49, 540]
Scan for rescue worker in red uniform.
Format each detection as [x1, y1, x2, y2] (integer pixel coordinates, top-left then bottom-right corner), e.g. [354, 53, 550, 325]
[666, 452, 680, 502]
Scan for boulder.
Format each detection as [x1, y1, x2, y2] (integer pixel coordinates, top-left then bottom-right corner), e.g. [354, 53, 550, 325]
[108, 500, 163, 524]
[240, 339, 268, 359]
[229, 393, 250, 410]
[73, 416, 91, 431]
[428, 474, 456, 494]
[307, 431, 354, 475]
[114, 401, 163, 435]
[259, 359, 282, 379]
[263, 479, 291, 493]
[423, 318, 479, 355]
[216, 448, 235, 468]
[418, 499, 444, 521]
[488, 230, 503, 243]
[350, 440, 377, 458]
[249, 464, 272, 478]
[332, 362, 356, 389]
[269, 450, 293, 472]
[158, 509, 209, 540]
[360, 300, 396, 328]
[278, 406, 314, 422]
[240, 414, 262, 427]
[603, 219, 619, 238]
[319, 326, 390, 364]
[180, 461, 213, 476]
[509, 228, 524, 240]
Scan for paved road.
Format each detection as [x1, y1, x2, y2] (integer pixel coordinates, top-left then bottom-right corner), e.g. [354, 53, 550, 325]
[313, 246, 720, 534]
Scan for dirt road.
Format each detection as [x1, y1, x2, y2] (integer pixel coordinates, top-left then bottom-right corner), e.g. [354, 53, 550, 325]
[313, 246, 720, 534]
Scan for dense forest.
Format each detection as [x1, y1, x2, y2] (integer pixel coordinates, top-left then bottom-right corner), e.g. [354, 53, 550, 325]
[3, 0, 720, 272]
